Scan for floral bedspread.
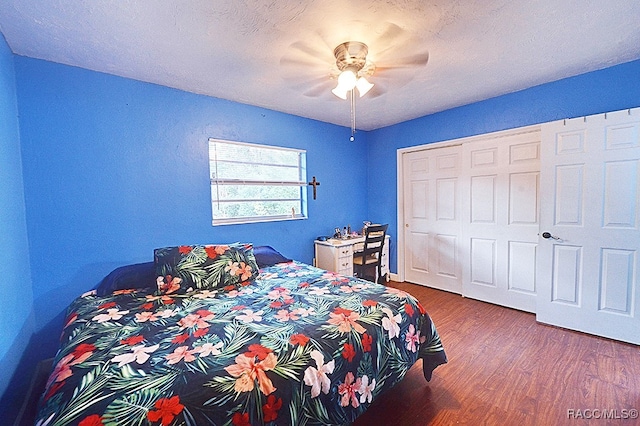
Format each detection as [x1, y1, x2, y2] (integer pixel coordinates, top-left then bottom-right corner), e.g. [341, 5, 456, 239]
[36, 261, 447, 426]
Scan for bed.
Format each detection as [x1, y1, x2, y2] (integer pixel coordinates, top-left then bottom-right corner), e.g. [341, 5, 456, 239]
[35, 244, 447, 425]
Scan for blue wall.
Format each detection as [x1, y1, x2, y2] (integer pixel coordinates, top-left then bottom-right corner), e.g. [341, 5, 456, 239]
[15, 56, 369, 351]
[0, 34, 35, 413]
[368, 59, 640, 271]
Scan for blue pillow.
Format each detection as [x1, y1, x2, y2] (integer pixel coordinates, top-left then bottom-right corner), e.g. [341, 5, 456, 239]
[96, 262, 156, 296]
[253, 246, 291, 268]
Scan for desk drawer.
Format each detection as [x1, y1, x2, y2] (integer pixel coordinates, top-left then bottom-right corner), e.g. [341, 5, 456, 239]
[337, 246, 353, 276]
[337, 246, 353, 258]
[337, 255, 353, 265]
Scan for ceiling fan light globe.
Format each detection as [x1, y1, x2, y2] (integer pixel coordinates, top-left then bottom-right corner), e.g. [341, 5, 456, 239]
[331, 85, 349, 100]
[356, 77, 374, 97]
[337, 70, 357, 91]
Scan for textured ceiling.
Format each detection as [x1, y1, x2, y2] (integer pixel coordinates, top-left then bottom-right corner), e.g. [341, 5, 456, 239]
[1, 1, 640, 131]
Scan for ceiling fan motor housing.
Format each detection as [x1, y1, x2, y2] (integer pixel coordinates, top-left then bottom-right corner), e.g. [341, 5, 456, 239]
[334, 41, 369, 74]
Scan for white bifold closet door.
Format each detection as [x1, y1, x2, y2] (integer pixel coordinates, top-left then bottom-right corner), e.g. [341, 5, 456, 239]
[402, 145, 463, 294]
[401, 127, 540, 313]
[537, 108, 640, 344]
[460, 130, 540, 313]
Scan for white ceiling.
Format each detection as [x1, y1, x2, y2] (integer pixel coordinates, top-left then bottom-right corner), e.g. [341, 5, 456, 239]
[1, 1, 640, 131]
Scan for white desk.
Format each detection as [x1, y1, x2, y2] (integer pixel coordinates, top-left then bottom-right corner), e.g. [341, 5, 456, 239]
[314, 235, 390, 281]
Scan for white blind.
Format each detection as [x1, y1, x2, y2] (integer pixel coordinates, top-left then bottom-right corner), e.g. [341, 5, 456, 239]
[208, 138, 307, 225]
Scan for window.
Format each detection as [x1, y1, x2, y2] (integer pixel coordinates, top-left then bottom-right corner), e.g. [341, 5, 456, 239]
[208, 138, 307, 225]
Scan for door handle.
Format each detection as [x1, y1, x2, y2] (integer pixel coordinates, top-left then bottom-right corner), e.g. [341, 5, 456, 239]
[541, 232, 561, 240]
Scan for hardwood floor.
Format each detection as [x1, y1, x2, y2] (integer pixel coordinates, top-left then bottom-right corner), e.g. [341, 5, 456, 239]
[353, 281, 640, 426]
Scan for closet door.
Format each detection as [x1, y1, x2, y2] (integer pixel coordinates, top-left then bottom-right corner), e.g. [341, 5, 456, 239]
[461, 130, 540, 313]
[537, 108, 640, 344]
[402, 145, 462, 293]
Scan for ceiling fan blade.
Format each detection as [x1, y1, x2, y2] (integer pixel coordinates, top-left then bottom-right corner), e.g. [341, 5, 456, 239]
[303, 82, 333, 98]
[369, 22, 407, 52]
[288, 75, 333, 92]
[374, 49, 429, 68]
[364, 83, 388, 99]
[369, 67, 415, 92]
[279, 56, 328, 72]
[279, 38, 339, 95]
[312, 26, 341, 55]
[374, 60, 429, 77]
[280, 43, 331, 69]
[290, 40, 329, 61]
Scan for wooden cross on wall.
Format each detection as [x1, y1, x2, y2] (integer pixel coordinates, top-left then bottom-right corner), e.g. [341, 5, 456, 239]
[308, 176, 321, 200]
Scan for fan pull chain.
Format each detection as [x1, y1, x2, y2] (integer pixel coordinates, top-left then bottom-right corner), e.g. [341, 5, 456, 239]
[350, 89, 356, 142]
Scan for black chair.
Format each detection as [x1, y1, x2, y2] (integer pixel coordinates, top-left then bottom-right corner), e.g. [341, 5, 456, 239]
[353, 224, 388, 283]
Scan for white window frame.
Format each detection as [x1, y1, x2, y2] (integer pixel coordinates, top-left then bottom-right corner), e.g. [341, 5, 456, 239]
[208, 138, 308, 226]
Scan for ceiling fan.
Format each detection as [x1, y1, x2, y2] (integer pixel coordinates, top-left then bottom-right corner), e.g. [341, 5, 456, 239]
[279, 22, 429, 140]
[280, 22, 430, 100]
[330, 41, 376, 99]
